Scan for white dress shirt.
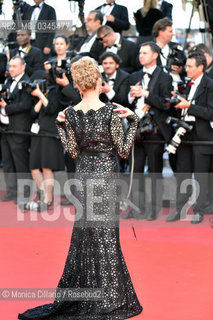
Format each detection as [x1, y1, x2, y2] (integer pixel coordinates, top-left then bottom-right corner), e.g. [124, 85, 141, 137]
[31, 2, 44, 40]
[79, 33, 97, 53]
[106, 33, 120, 54]
[183, 74, 203, 122]
[128, 65, 156, 119]
[100, 3, 115, 25]
[105, 70, 117, 100]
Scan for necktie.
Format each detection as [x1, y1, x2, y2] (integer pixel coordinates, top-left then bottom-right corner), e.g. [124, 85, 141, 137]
[103, 3, 113, 6]
[188, 81, 194, 86]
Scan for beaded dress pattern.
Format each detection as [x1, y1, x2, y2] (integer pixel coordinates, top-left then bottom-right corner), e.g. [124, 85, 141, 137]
[18, 103, 142, 320]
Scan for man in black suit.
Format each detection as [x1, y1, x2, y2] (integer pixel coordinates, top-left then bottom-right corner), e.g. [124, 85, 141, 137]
[95, 0, 130, 34]
[153, 18, 186, 83]
[76, 10, 104, 62]
[22, 0, 56, 61]
[100, 51, 130, 173]
[0, 57, 33, 202]
[157, 0, 173, 20]
[127, 42, 173, 220]
[99, 52, 129, 105]
[97, 25, 139, 73]
[166, 51, 213, 224]
[10, 29, 43, 77]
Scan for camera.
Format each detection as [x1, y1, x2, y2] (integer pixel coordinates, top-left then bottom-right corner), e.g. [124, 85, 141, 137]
[164, 79, 189, 109]
[18, 79, 47, 94]
[166, 45, 186, 73]
[165, 116, 193, 154]
[164, 96, 181, 109]
[12, 0, 24, 8]
[47, 57, 72, 82]
[135, 110, 156, 140]
[0, 84, 14, 104]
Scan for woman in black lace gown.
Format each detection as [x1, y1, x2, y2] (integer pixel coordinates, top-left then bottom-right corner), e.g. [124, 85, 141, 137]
[18, 57, 143, 320]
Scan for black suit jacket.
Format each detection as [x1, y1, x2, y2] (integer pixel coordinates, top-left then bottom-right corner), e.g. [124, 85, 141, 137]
[77, 37, 105, 62]
[96, 3, 130, 33]
[104, 37, 139, 73]
[187, 74, 213, 154]
[10, 46, 43, 77]
[100, 69, 129, 105]
[206, 60, 213, 79]
[5, 73, 33, 142]
[22, 3, 56, 50]
[160, 1, 173, 20]
[129, 66, 173, 141]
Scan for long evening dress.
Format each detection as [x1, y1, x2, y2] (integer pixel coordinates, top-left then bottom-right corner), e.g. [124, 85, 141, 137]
[18, 103, 143, 320]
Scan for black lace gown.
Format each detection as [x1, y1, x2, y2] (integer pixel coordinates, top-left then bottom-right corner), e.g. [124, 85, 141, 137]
[18, 103, 143, 320]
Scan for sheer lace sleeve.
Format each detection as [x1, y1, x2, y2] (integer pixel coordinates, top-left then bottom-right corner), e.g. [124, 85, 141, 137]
[110, 111, 138, 159]
[56, 117, 79, 159]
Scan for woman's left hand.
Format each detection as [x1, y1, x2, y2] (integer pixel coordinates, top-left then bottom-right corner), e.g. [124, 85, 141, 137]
[112, 103, 134, 118]
[57, 107, 68, 122]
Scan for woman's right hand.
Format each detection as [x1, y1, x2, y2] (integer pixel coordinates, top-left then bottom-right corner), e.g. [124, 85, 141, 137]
[112, 103, 134, 118]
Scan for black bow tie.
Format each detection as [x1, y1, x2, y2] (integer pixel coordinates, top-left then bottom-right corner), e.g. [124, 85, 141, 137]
[142, 71, 152, 78]
[34, 4, 40, 8]
[8, 78, 16, 86]
[103, 3, 114, 6]
[19, 49, 25, 55]
[103, 75, 115, 83]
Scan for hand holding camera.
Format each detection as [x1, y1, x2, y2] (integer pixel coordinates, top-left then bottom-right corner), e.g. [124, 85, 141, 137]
[55, 72, 69, 87]
[30, 84, 48, 108]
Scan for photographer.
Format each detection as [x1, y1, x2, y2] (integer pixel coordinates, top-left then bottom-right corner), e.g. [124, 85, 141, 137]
[9, 29, 43, 77]
[44, 34, 81, 105]
[166, 51, 213, 224]
[153, 17, 186, 83]
[44, 35, 81, 206]
[21, 70, 65, 212]
[22, 0, 56, 61]
[0, 56, 33, 203]
[127, 41, 173, 220]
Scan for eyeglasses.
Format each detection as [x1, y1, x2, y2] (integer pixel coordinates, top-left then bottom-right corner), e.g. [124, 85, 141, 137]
[97, 32, 111, 42]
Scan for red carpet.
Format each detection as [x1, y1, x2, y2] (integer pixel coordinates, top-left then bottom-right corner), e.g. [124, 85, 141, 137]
[1, 195, 213, 320]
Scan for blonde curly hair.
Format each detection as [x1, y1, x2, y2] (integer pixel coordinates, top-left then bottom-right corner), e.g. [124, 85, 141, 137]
[71, 56, 101, 92]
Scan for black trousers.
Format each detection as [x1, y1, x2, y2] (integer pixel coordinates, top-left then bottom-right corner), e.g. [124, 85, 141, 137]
[130, 133, 165, 213]
[1, 133, 30, 196]
[175, 135, 213, 214]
